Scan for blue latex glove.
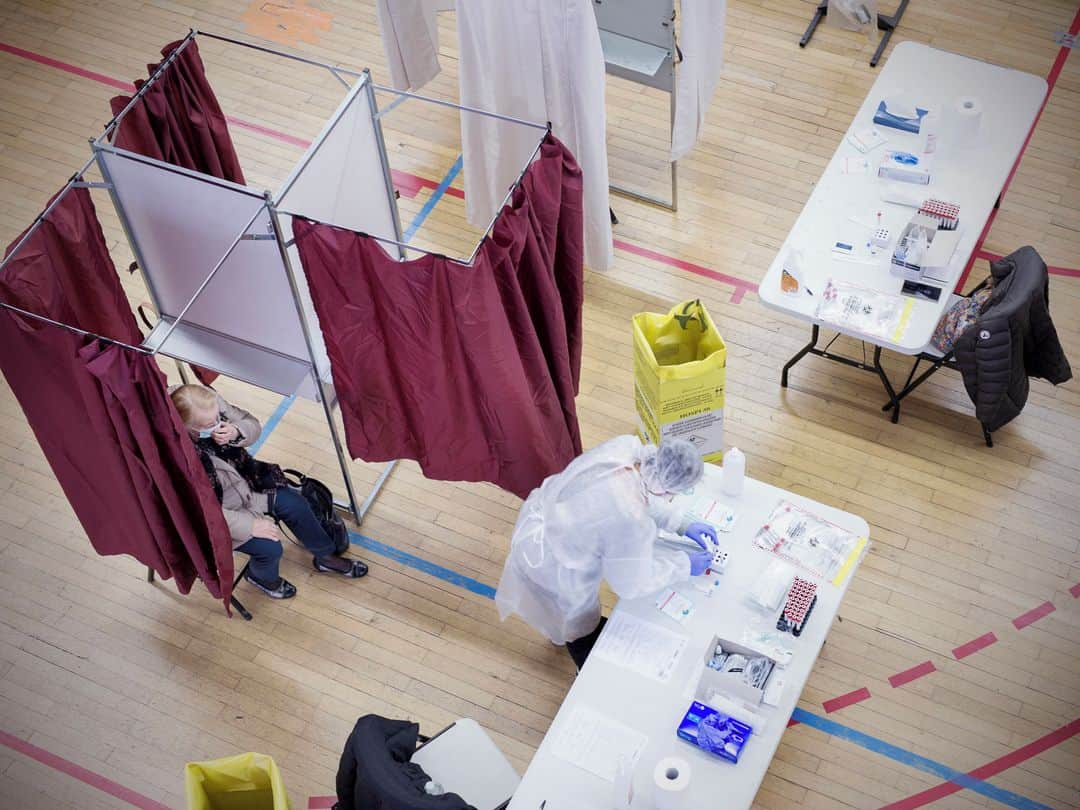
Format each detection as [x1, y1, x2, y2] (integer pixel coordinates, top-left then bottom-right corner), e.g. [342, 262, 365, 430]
[685, 521, 718, 550]
[696, 713, 744, 758]
[686, 549, 712, 576]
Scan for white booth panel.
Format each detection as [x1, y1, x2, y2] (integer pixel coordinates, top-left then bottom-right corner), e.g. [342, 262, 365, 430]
[100, 150, 330, 397]
[275, 80, 399, 241]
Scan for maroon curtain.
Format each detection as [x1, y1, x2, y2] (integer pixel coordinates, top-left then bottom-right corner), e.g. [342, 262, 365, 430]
[293, 134, 584, 499]
[110, 37, 246, 384]
[0, 186, 234, 605]
[110, 38, 245, 185]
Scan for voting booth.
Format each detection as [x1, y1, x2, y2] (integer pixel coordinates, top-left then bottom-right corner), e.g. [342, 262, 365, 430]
[81, 30, 547, 523]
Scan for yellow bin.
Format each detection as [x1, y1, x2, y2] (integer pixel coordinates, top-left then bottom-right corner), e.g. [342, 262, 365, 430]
[633, 299, 726, 463]
[185, 752, 292, 810]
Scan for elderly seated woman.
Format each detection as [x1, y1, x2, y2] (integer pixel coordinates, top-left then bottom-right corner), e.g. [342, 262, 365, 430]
[171, 384, 368, 600]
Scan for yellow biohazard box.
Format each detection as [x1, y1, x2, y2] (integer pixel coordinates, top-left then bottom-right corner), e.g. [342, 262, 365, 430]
[185, 752, 291, 810]
[633, 299, 726, 464]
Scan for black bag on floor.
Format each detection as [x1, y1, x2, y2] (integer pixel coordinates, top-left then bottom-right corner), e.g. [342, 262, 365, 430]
[283, 469, 350, 555]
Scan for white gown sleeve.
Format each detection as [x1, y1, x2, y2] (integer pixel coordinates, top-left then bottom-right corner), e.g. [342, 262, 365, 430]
[600, 483, 692, 599]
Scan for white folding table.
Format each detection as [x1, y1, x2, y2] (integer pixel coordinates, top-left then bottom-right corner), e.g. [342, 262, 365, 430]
[758, 43, 1046, 426]
[506, 466, 869, 810]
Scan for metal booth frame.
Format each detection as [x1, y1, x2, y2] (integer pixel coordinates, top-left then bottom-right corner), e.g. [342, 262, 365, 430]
[0, 29, 549, 585]
[594, 0, 679, 211]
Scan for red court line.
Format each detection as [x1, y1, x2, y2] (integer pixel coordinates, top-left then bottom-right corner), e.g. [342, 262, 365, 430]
[0, 729, 171, 810]
[880, 717, 1080, 810]
[613, 238, 757, 303]
[888, 660, 937, 688]
[1071, 582, 1080, 598]
[1013, 600, 1056, 630]
[226, 115, 310, 149]
[0, 42, 135, 91]
[952, 632, 997, 660]
[955, 5, 1080, 292]
[974, 248, 1080, 278]
[823, 687, 872, 713]
[309, 797, 336, 809]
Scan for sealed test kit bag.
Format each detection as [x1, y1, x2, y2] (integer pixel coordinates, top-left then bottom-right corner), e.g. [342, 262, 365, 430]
[633, 299, 726, 463]
[185, 752, 291, 810]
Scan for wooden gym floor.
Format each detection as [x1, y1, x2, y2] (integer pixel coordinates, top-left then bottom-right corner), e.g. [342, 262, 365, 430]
[0, 0, 1078, 807]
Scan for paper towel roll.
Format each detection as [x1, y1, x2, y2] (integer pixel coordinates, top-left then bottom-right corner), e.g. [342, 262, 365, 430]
[944, 96, 982, 153]
[652, 757, 691, 810]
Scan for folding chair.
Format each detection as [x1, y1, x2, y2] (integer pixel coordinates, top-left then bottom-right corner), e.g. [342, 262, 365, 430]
[145, 556, 253, 619]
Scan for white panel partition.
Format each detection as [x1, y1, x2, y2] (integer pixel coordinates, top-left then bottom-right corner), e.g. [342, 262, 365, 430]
[276, 77, 399, 240]
[99, 149, 330, 395]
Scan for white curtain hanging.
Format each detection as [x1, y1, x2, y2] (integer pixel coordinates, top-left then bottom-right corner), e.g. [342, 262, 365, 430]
[457, 0, 613, 271]
[671, 0, 727, 160]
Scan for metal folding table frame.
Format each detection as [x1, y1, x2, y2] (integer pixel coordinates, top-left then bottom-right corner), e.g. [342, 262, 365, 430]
[779, 324, 993, 447]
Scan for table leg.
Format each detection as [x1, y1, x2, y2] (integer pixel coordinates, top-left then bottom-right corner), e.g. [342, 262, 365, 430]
[781, 324, 820, 388]
[799, 1, 828, 49]
[871, 0, 910, 67]
[873, 346, 901, 422]
[880, 353, 953, 416]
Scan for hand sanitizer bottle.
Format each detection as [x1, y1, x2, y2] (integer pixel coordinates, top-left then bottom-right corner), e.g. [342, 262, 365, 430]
[721, 447, 745, 497]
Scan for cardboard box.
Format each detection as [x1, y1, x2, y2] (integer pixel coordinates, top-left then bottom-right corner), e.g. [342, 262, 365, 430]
[633, 300, 726, 463]
[695, 635, 780, 707]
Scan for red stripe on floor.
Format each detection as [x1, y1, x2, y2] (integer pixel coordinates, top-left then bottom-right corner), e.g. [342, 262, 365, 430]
[1013, 600, 1056, 629]
[952, 632, 997, 659]
[613, 238, 756, 303]
[0, 42, 135, 91]
[888, 660, 937, 688]
[880, 717, 1080, 810]
[823, 687, 871, 713]
[1071, 582, 1080, 598]
[0, 730, 171, 810]
[787, 717, 801, 727]
[308, 797, 336, 809]
[225, 115, 310, 149]
[955, 5, 1080, 292]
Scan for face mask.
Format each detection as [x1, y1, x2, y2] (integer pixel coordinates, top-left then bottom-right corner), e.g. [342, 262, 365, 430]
[197, 427, 216, 439]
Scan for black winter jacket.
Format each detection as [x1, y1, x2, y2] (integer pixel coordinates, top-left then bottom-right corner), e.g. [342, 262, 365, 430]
[953, 246, 1072, 432]
[334, 715, 474, 810]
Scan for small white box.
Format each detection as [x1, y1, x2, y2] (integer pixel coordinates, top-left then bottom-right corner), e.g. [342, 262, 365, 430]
[697, 635, 780, 707]
[878, 150, 932, 184]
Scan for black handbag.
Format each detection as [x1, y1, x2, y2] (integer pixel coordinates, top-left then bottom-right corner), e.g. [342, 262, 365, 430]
[283, 469, 350, 555]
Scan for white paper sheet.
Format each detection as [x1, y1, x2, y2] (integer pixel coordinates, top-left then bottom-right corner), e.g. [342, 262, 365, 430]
[591, 612, 688, 682]
[551, 705, 648, 782]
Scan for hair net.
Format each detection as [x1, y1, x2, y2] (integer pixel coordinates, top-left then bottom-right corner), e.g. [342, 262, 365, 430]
[640, 439, 703, 493]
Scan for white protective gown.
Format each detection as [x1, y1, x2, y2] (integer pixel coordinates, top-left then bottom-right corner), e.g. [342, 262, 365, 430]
[671, 0, 727, 160]
[457, 0, 613, 271]
[375, 0, 453, 91]
[495, 435, 692, 644]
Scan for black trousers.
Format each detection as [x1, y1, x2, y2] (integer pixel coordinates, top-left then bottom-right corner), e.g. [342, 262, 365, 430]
[566, 616, 608, 670]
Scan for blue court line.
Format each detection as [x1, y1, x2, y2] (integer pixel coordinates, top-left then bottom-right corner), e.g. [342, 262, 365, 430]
[790, 708, 1050, 809]
[348, 530, 496, 599]
[248, 394, 295, 455]
[403, 155, 463, 242]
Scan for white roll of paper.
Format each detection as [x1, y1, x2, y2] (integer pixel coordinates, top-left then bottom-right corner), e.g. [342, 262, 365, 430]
[944, 96, 982, 153]
[653, 757, 691, 810]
